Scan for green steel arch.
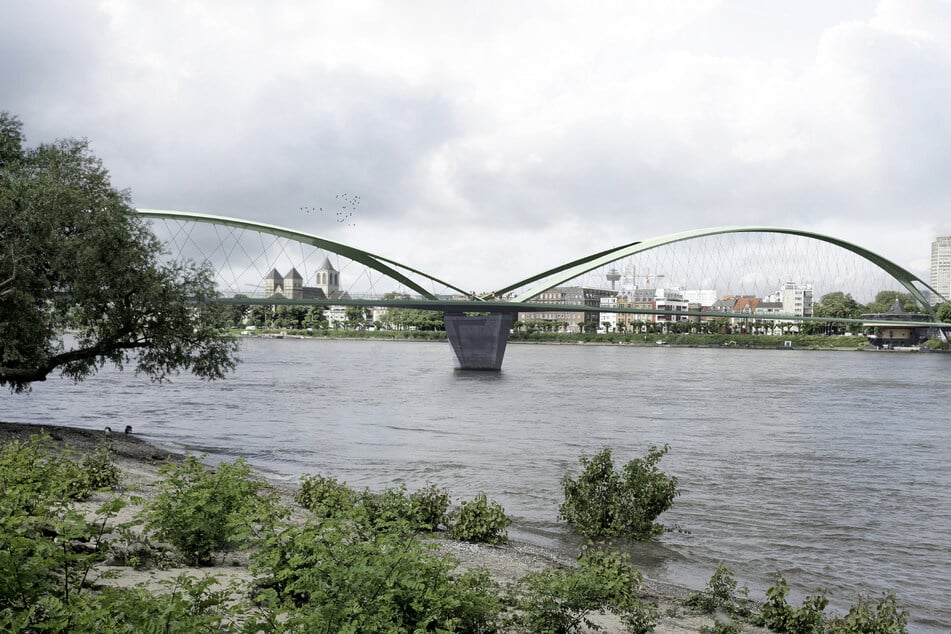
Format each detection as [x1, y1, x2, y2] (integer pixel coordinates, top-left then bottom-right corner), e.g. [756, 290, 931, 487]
[508, 226, 944, 320]
[136, 209, 471, 300]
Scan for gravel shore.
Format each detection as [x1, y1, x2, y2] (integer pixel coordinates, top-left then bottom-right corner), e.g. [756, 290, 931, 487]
[2, 420, 763, 634]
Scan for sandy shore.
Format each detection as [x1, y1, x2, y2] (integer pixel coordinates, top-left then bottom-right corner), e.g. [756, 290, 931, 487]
[1, 420, 764, 634]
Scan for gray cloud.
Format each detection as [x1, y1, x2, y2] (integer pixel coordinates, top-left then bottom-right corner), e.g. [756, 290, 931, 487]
[4, 0, 951, 287]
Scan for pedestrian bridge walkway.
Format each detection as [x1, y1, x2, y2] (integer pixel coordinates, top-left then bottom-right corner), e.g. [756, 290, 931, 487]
[137, 209, 949, 369]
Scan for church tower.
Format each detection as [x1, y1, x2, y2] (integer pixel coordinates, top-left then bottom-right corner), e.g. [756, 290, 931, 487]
[315, 257, 339, 298]
[283, 267, 303, 299]
[264, 268, 284, 297]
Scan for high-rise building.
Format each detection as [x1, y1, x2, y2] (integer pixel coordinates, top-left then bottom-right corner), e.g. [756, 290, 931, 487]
[931, 237, 951, 304]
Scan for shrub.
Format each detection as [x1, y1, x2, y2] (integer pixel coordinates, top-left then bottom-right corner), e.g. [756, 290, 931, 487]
[755, 574, 828, 634]
[448, 493, 511, 544]
[410, 483, 451, 531]
[296, 476, 451, 532]
[828, 593, 908, 634]
[249, 510, 504, 632]
[143, 456, 280, 565]
[514, 545, 658, 634]
[79, 447, 122, 491]
[64, 447, 123, 500]
[686, 564, 750, 616]
[14, 574, 244, 633]
[559, 445, 679, 540]
[295, 473, 355, 517]
[355, 485, 417, 527]
[0, 437, 128, 630]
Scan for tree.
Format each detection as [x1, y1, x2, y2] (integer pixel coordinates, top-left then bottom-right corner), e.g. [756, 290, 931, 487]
[814, 291, 863, 320]
[0, 112, 238, 393]
[865, 290, 919, 314]
[814, 291, 865, 335]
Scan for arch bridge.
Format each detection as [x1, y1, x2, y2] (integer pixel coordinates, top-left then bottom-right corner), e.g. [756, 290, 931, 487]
[137, 209, 949, 370]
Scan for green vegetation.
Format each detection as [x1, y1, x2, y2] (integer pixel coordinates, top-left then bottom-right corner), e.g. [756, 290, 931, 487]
[747, 574, 908, 634]
[559, 445, 679, 540]
[685, 565, 751, 617]
[142, 456, 281, 566]
[250, 507, 504, 632]
[0, 111, 238, 393]
[513, 545, 658, 634]
[1, 433, 915, 633]
[447, 493, 512, 544]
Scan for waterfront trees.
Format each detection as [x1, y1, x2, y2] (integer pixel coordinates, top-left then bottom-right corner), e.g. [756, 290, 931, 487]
[0, 112, 238, 393]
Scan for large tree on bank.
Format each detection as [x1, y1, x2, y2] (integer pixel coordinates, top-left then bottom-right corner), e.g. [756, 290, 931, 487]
[0, 113, 238, 393]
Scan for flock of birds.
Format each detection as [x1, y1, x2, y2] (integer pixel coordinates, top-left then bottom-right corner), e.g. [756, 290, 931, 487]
[299, 193, 360, 227]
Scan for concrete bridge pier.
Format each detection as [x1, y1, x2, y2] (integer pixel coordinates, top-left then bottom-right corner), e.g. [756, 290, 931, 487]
[444, 312, 513, 370]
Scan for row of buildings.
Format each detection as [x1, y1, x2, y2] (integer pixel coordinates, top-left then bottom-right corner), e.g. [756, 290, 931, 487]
[516, 281, 815, 334]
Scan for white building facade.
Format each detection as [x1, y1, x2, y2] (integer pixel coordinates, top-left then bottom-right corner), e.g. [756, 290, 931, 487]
[765, 281, 813, 317]
[931, 236, 951, 304]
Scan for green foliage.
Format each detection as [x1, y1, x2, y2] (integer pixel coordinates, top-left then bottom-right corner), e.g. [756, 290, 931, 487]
[865, 291, 919, 314]
[295, 473, 356, 517]
[828, 593, 908, 634]
[0, 436, 130, 630]
[143, 456, 281, 566]
[3, 573, 242, 633]
[62, 446, 123, 501]
[250, 510, 504, 633]
[514, 545, 658, 634]
[686, 565, 750, 616]
[0, 111, 238, 393]
[410, 483, 452, 531]
[559, 445, 679, 540]
[448, 493, 511, 544]
[814, 292, 864, 321]
[755, 574, 828, 634]
[296, 475, 451, 532]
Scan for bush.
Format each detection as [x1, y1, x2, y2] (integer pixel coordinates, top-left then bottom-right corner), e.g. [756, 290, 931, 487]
[250, 510, 504, 632]
[448, 493, 511, 544]
[10, 574, 244, 633]
[143, 456, 280, 565]
[0, 436, 128, 630]
[514, 545, 658, 634]
[296, 475, 451, 532]
[410, 483, 451, 531]
[559, 445, 679, 540]
[295, 473, 355, 517]
[828, 593, 907, 634]
[686, 565, 750, 616]
[754, 574, 828, 634]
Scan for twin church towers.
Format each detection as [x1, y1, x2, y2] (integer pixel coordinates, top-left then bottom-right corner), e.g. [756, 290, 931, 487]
[263, 257, 347, 300]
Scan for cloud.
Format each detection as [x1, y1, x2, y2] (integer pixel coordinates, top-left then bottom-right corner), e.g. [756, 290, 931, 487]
[3, 0, 951, 290]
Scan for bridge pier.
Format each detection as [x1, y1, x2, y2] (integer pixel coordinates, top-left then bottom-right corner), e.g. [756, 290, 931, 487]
[444, 312, 513, 371]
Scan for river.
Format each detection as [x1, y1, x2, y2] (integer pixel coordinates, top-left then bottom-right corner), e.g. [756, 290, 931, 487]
[2, 338, 949, 633]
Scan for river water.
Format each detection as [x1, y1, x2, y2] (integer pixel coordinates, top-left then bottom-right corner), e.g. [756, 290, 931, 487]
[2, 338, 949, 633]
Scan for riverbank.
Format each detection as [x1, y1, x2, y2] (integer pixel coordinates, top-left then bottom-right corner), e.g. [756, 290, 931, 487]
[1, 420, 761, 634]
[237, 327, 912, 352]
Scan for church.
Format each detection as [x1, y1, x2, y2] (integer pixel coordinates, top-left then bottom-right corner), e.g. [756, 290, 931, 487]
[263, 257, 350, 300]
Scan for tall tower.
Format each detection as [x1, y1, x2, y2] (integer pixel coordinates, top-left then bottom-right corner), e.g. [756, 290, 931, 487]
[283, 267, 303, 299]
[931, 237, 951, 304]
[264, 268, 284, 297]
[315, 257, 340, 298]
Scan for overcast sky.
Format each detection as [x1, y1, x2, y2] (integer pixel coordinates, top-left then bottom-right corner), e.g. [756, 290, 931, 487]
[4, 0, 951, 292]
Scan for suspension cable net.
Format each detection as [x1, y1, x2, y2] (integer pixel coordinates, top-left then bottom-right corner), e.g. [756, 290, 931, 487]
[142, 215, 463, 300]
[512, 232, 934, 308]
